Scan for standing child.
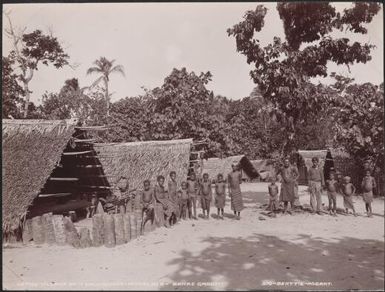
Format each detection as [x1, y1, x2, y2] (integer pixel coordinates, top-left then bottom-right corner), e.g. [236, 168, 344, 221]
[154, 175, 176, 227]
[341, 176, 357, 216]
[215, 174, 226, 219]
[325, 172, 338, 216]
[168, 171, 180, 219]
[268, 177, 279, 216]
[200, 173, 213, 219]
[187, 172, 200, 220]
[178, 182, 189, 220]
[140, 180, 155, 234]
[361, 170, 376, 217]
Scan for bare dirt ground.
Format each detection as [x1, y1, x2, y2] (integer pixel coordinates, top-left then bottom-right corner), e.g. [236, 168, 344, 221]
[3, 182, 384, 291]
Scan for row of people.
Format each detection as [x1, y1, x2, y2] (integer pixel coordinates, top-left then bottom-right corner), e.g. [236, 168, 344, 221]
[140, 167, 243, 229]
[268, 157, 377, 217]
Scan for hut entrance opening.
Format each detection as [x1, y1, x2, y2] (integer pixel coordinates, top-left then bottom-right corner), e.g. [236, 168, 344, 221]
[27, 128, 111, 221]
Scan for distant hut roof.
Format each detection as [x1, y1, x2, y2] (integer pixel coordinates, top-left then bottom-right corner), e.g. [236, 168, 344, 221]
[93, 139, 193, 190]
[202, 155, 259, 180]
[298, 149, 328, 169]
[251, 159, 275, 171]
[2, 119, 76, 234]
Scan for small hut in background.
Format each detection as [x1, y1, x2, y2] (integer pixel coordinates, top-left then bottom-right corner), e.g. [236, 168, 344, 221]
[251, 159, 276, 182]
[297, 150, 328, 185]
[93, 139, 193, 190]
[202, 155, 259, 182]
[297, 149, 361, 187]
[329, 148, 361, 189]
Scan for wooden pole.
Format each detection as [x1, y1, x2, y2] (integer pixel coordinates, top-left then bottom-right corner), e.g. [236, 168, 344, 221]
[42, 213, 56, 245]
[92, 214, 104, 247]
[113, 214, 125, 245]
[52, 215, 66, 245]
[31, 216, 45, 245]
[79, 228, 92, 248]
[63, 217, 80, 248]
[103, 214, 116, 248]
[22, 219, 33, 244]
[123, 213, 131, 243]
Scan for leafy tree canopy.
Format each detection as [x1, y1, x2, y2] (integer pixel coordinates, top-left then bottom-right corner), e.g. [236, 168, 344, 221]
[227, 2, 381, 153]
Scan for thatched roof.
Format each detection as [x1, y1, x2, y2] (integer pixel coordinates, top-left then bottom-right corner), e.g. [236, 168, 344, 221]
[202, 155, 259, 181]
[2, 119, 76, 234]
[93, 139, 192, 191]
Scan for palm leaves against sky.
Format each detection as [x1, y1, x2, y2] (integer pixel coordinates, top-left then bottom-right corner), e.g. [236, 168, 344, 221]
[86, 57, 125, 115]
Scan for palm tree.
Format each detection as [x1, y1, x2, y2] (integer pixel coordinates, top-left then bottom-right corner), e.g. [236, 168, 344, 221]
[86, 57, 125, 115]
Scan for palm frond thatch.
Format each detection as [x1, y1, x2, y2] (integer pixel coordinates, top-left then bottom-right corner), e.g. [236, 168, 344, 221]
[94, 139, 193, 191]
[2, 119, 76, 235]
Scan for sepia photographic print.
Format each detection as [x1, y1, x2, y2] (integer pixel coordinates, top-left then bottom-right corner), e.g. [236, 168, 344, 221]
[2, 1, 384, 291]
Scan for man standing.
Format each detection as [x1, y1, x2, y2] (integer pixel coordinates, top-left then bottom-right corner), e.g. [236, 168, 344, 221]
[308, 157, 325, 215]
[228, 164, 244, 220]
[278, 158, 299, 214]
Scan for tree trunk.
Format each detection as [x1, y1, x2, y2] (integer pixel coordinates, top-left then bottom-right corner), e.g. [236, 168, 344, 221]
[23, 81, 30, 118]
[105, 78, 109, 116]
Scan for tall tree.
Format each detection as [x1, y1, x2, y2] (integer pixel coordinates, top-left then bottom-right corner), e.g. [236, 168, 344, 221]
[86, 57, 125, 116]
[4, 12, 70, 118]
[331, 76, 384, 168]
[227, 2, 381, 154]
[2, 53, 24, 118]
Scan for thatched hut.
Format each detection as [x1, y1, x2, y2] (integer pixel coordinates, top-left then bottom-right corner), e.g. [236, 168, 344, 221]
[93, 139, 193, 190]
[202, 155, 259, 182]
[2, 119, 76, 239]
[251, 159, 276, 181]
[329, 148, 361, 189]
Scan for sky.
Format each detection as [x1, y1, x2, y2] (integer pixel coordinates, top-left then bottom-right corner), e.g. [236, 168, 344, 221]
[2, 2, 384, 105]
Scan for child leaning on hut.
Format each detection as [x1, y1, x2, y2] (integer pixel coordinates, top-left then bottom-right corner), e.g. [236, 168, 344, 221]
[138, 180, 156, 232]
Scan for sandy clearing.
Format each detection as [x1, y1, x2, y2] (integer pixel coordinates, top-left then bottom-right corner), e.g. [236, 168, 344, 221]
[3, 183, 384, 291]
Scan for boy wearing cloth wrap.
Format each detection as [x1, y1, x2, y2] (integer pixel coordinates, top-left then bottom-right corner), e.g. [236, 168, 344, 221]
[200, 173, 213, 219]
[168, 171, 180, 219]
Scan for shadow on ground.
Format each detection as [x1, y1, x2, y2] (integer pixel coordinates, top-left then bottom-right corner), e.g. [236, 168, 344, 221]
[161, 234, 384, 291]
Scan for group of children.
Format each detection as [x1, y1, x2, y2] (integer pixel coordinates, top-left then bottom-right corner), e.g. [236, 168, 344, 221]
[139, 171, 228, 228]
[267, 157, 377, 217]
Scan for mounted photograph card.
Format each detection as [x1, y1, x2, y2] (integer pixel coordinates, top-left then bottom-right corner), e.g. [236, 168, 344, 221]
[2, 2, 384, 291]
